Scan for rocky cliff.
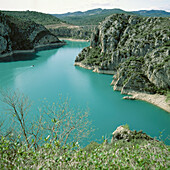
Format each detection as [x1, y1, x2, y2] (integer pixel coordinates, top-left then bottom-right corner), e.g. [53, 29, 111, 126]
[0, 12, 64, 58]
[75, 14, 170, 95]
[48, 25, 93, 40]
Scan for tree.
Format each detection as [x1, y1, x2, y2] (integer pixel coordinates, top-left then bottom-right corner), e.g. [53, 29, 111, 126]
[0, 89, 92, 149]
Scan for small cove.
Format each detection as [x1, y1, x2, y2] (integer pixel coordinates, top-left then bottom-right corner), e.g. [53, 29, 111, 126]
[0, 40, 169, 145]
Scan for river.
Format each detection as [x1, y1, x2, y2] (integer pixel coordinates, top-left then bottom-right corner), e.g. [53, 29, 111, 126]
[0, 40, 169, 145]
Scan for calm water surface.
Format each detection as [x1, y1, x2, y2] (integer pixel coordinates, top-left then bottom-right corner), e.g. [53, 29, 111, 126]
[0, 40, 169, 145]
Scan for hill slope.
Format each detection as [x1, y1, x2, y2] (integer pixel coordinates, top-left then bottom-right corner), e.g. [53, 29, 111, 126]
[53, 8, 133, 26]
[133, 10, 170, 17]
[53, 8, 170, 26]
[1, 10, 63, 26]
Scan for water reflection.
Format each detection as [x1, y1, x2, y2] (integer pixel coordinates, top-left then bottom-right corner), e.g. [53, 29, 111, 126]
[0, 53, 39, 62]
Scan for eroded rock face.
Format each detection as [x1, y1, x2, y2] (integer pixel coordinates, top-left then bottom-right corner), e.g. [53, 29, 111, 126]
[49, 26, 93, 40]
[0, 12, 61, 56]
[75, 14, 170, 94]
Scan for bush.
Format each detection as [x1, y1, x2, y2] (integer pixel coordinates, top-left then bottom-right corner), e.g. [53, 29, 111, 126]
[0, 90, 92, 149]
[0, 136, 169, 169]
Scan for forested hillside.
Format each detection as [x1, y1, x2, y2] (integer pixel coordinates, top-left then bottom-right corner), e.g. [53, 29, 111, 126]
[53, 8, 170, 26]
[53, 8, 132, 25]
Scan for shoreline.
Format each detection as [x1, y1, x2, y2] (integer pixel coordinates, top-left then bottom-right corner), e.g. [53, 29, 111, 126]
[60, 38, 89, 42]
[74, 62, 115, 75]
[0, 42, 66, 59]
[74, 62, 94, 70]
[123, 92, 170, 113]
[75, 62, 170, 113]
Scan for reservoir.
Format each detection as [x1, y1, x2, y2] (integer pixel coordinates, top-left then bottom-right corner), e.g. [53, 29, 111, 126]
[0, 40, 169, 145]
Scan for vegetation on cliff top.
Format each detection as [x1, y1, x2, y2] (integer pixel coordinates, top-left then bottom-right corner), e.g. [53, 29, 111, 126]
[1, 10, 63, 26]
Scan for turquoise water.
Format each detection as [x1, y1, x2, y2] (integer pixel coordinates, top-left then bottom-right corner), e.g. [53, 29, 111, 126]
[0, 40, 169, 145]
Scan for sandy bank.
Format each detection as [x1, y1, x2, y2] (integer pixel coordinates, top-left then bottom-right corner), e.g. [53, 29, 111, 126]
[74, 62, 94, 70]
[0, 42, 66, 59]
[123, 92, 170, 113]
[60, 38, 89, 42]
[74, 62, 114, 75]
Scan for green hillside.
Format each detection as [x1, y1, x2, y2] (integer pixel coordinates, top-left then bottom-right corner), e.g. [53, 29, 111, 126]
[53, 8, 133, 26]
[1, 10, 63, 25]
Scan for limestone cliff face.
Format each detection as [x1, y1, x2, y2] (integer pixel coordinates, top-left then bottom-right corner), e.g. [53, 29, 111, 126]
[0, 12, 62, 57]
[49, 26, 93, 40]
[75, 14, 170, 94]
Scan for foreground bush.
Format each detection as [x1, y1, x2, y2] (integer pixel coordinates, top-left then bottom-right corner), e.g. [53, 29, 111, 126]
[0, 90, 92, 149]
[0, 136, 169, 169]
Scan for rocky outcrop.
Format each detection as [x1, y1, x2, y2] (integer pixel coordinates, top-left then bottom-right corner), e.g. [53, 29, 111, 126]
[75, 14, 170, 95]
[111, 126, 154, 143]
[0, 12, 65, 59]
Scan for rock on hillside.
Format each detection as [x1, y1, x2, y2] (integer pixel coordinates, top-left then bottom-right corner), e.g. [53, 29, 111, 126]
[75, 14, 170, 94]
[0, 12, 64, 58]
[111, 125, 154, 143]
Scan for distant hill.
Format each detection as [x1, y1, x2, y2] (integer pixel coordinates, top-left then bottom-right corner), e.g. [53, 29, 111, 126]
[1, 10, 64, 26]
[133, 10, 170, 17]
[53, 8, 170, 26]
[52, 8, 133, 25]
[54, 8, 131, 17]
